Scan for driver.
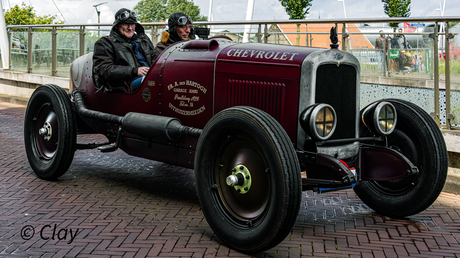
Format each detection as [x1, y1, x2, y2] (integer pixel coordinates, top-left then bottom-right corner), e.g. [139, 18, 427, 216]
[155, 12, 193, 53]
[93, 8, 159, 92]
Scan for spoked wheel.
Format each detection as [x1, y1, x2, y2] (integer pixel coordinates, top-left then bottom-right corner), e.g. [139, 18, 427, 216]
[195, 106, 301, 253]
[354, 99, 448, 217]
[24, 84, 76, 180]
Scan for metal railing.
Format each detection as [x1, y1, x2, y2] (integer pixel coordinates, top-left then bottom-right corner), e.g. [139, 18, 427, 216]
[2, 16, 460, 128]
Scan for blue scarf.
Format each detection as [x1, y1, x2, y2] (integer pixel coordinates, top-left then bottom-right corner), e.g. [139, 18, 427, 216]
[131, 41, 149, 67]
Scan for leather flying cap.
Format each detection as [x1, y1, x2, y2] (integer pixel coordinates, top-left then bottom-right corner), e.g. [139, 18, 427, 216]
[168, 12, 192, 29]
[113, 8, 137, 26]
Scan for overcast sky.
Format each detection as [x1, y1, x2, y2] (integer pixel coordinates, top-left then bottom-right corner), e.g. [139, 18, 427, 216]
[1, 0, 459, 26]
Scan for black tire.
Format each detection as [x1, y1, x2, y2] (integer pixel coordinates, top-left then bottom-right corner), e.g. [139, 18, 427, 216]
[24, 84, 76, 180]
[195, 106, 301, 253]
[354, 99, 448, 217]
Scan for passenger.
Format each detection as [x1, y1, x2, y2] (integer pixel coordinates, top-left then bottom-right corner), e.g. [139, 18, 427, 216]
[155, 12, 192, 53]
[93, 8, 159, 92]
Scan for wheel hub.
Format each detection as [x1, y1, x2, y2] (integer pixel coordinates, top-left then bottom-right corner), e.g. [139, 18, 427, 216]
[226, 165, 252, 194]
[38, 122, 52, 141]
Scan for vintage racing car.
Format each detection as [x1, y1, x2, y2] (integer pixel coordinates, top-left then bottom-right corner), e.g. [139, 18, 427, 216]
[23, 29, 448, 253]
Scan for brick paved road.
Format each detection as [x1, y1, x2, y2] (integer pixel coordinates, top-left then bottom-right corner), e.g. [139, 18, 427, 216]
[1, 101, 460, 257]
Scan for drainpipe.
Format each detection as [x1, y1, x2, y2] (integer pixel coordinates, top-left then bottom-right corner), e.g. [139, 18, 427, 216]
[445, 22, 454, 129]
[433, 22, 440, 127]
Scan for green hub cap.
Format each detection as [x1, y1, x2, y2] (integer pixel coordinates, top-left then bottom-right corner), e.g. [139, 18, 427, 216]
[226, 165, 252, 194]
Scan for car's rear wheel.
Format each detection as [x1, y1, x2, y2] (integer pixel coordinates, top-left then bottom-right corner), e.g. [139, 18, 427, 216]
[354, 99, 448, 217]
[195, 106, 301, 253]
[24, 84, 76, 180]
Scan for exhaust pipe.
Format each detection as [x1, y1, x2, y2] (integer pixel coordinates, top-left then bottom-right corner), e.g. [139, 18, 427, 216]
[71, 90, 202, 141]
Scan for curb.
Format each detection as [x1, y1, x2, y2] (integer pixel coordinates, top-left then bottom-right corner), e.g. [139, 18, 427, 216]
[443, 168, 460, 195]
[0, 95, 29, 106]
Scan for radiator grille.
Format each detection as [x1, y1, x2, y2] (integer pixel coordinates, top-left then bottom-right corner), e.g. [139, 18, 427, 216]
[315, 64, 357, 140]
[228, 80, 286, 123]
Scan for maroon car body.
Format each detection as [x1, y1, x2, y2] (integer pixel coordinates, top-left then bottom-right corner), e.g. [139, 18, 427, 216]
[24, 35, 448, 253]
[76, 39, 314, 168]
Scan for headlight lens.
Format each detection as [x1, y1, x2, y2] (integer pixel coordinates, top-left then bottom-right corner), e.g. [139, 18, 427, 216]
[378, 104, 395, 134]
[300, 103, 337, 141]
[362, 101, 397, 135]
[315, 106, 335, 138]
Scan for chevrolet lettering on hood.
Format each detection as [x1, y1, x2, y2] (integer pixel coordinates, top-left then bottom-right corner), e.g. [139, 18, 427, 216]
[226, 49, 300, 61]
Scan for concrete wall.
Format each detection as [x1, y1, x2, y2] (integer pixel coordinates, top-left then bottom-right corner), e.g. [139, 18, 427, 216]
[0, 70, 68, 105]
[361, 75, 460, 126]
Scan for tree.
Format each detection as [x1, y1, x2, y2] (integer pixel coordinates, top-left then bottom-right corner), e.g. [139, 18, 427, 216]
[4, 3, 56, 26]
[133, 0, 167, 23]
[381, 0, 411, 31]
[449, 22, 460, 28]
[4, 3, 57, 56]
[133, 0, 207, 24]
[279, 0, 313, 46]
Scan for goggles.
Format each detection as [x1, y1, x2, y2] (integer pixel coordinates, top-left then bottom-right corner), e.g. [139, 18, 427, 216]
[176, 16, 192, 26]
[117, 10, 137, 21]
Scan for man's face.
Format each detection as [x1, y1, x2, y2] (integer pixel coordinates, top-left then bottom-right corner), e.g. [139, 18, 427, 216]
[398, 29, 403, 36]
[117, 23, 136, 39]
[379, 31, 384, 37]
[176, 25, 191, 40]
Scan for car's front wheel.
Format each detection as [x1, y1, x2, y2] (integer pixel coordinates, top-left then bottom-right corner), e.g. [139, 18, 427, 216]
[195, 106, 301, 253]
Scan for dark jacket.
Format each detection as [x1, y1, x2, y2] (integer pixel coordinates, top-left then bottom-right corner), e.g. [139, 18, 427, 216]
[390, 34, 407, 49]
[154, 30, 190, 53]
[375, 36, 389, 52]
[154, 31, 177, 53]
[93, 24, 159, 92]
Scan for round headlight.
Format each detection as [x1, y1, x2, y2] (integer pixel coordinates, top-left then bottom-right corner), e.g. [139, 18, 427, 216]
[300, 104, 337, 141]
[362, 101, 397, 135]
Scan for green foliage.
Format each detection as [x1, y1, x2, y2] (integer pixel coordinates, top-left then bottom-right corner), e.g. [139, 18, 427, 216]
[166, 0, 206, 21]
[449, 22, 460, 28]
[4, 3, 56, 26]
[278, 0, 312, 20]
[133, 0, 168, 23]
[133, 0, 207, 23]
[381, 0, 411, 29]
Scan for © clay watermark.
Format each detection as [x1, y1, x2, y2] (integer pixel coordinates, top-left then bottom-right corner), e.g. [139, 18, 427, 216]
[21, 224, 79, 244]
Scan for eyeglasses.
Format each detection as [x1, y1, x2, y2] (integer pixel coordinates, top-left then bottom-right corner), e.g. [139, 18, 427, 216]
[177, 16, 192, 26]
[178, 25, 191, 31]
[117, 10, 136, 21]
[120, 23, 136, 28]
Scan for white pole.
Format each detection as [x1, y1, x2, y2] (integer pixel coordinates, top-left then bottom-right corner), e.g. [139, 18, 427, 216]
[442, 0, 446, 16]
[0, 0, 10, 69]
[208, 0, 213, 22]
[242, 0, 255, 43]
[338, 0, 346, 19]
[208, 0, 213, 31]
